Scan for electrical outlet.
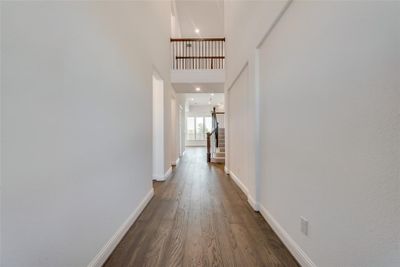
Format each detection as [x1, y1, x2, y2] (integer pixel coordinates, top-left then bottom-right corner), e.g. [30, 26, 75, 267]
[300, 217, 309, 236]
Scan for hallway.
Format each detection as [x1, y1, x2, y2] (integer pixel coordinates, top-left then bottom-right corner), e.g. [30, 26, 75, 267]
[104, 148, 299, 267]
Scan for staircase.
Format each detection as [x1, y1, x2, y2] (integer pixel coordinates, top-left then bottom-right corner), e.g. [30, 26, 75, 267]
[211, 128, 225, 163]
[207, 107, 225, 164]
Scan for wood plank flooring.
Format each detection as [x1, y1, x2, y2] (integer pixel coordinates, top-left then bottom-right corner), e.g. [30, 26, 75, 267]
[104, 147, 299, 267]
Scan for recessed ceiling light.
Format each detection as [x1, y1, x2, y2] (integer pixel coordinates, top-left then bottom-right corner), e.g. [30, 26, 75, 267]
[210, 93, 214, 96]
[190, 98, 194, 101]
[195, 28, 200, 34]
[195, 87, 201, 92]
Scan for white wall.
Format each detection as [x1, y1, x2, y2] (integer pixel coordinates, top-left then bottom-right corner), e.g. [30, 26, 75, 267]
[224, 0, 288, 88]
[227, 66, 253, 196]
[226, 0, 400, 266]
[170, 95, 180, 165]
[1, 2, 172, 266]
[171, 69, 225, 84]
[224, 0, 288, 208]
[176, 94, 186, 156]
[178, 106, 184, 156]
[258, 2, 400, 266]
[152, 75, 165, 180]
[171, 0, 182, 38]
[188, 105, 213, 115]
[164, 87, 179, 173]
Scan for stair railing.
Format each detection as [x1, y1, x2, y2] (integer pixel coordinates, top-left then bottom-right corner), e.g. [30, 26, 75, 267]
[170, 38, 225, 70]
[207, 123, 218, 163]
[207, 107, 225, 162]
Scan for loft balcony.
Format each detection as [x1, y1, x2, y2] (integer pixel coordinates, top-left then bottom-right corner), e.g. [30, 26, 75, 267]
[170, 38, 225, 85]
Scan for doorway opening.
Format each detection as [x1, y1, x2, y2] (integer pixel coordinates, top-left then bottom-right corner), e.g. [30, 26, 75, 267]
[152, 73, 165, 181]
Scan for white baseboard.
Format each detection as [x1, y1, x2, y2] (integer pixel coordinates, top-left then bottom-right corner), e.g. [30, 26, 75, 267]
[247, 194, 259, 211]
[225, 168, 315, 266]
[224, 166, 229, 174]
[153, 167, 172, 181]
[87, 188, 154, 267]
[164, 166, 172, 179]
[227, 169, 260, 212]
[258, 204, 316, 267]
[229, 170, 249, 195]
[171, 157, 180, 166]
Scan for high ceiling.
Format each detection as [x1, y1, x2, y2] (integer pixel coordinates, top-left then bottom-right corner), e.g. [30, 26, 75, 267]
[184, 93, 224, 106]
[173, 82, 224, 94]
[173, 1, 225, 108]
[175, 0, 224, 38]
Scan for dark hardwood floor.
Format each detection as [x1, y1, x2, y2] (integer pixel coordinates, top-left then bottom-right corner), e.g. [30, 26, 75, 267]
[104, 147, 299, 267]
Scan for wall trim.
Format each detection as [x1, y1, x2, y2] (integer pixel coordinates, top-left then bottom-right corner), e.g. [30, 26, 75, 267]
[247, 194, 259, 211]
[226, 169, 260, 212]
[227, 0, 292, 96]
[227, 62, 249, 92]
[224, 166, 229, 174]
[256, 0, 293, 49]
[87, 188, 154, 267]
[227, 168, 315, 266]
[258, 204, 316, 267]
[153, 166, 172, 181]
[163, 167, 172, 180]
[229, 170, 249, 195]
[171, 157, 180, 166]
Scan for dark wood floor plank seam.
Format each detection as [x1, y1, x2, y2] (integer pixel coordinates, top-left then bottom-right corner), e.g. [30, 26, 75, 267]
[103, 148, 299, 267]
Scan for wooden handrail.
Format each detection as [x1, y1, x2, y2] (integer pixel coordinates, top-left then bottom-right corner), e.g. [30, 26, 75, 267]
[175, 56, 225, 59]
[170, 37, 225, 70]
[171, 38, 225, 42]
[209, 128, 217, 135]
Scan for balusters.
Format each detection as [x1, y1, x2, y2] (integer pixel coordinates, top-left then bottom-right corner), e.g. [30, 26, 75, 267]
[170, 38, 225, 70]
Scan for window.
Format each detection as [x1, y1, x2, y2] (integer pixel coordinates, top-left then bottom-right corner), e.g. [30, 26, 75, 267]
[196, 117, 204, 140]
[186, 116, 212, 140]
[187, 117, 195, 140]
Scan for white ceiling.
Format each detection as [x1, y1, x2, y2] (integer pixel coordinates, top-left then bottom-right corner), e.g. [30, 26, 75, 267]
[175, 0, 224, 38]
[172, 82, 224, 93]
[173, 1, 225, 108]
[183, 93, 224, 106]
